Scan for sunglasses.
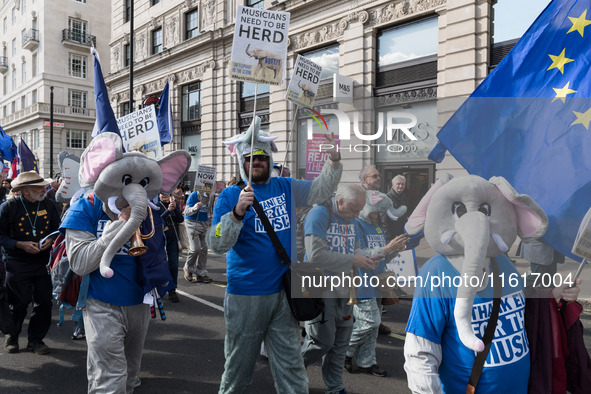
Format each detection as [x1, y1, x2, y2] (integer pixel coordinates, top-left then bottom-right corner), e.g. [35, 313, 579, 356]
[245, 155, 269, 162]
[367, 174, 380, 179]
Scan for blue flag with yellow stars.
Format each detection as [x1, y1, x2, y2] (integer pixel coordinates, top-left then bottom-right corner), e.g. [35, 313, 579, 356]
[429, 0, 591, 260]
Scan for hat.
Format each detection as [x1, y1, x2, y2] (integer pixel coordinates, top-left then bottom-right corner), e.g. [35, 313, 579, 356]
[11, 171, 50, 192]
[243, 148, 270, 158]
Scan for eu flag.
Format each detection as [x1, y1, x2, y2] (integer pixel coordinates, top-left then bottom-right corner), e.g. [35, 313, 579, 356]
[0, 125, 17, 162]
[156, 80, 172, 146]
[18, 138, 38, 173]
[429, 0, 591, 260]
[90, 47, 122, 140]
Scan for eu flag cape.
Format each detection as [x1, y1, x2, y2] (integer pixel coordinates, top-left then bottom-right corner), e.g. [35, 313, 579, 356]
[430, 0, 591, 260]
[18, 138, 38, 172]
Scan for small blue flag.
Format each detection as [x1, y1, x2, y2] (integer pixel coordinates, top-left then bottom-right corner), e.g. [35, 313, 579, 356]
[429, 0, 591, 260]
[18, 138, 38, 173]
[0, 125, 17, 162]
[156, 80, 172, 146]
[90, 47, 122, 140]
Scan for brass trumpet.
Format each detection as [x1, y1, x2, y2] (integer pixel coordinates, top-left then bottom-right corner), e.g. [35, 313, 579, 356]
[128, 206, 156, 257]
[346, 271, 360, 305]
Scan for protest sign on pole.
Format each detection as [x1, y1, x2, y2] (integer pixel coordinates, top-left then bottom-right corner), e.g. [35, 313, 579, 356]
[116, 105, 163, 159]
[305, 133, 340, 180]
[286, 55, 322, 108]
[230, 6, 290, 86]
[194, 165, 217, 193]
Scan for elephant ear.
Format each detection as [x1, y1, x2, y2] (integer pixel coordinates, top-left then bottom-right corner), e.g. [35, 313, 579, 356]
[405, 173, 454, 235]
[489, 176, 548, 242]
[79, 132, 124, 188]
[158, 151, 192, 195]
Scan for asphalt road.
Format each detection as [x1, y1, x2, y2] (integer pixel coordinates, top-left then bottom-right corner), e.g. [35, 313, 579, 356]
[1, 249, 590, 393]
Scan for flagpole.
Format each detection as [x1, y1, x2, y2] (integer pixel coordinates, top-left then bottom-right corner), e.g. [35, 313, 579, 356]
[248, 83, 258, 185]
[281, 103, 298, 176]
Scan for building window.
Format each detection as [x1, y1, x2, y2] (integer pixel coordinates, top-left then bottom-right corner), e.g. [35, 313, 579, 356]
[69, 53, 87, 78]
[12, 38, 16, 56]
[21, 28, 26, 45]
[68, 18, 88, 44]
[67, 130, 88, 149]
[378, 18, 438, 68]
[21, 95, 26, 109]
[31, 89, 37, 104]
[32, 53, 37, 76]
[69, 89, 87, 111]
[121, 101, 135, 116]
[241, 82, 269, 98]
[182, 82, 201, 121]
[246, 0, 264, 9]
[31, 129, 39, 150]
[21, 0, 26, 14]
[151, 0, 160, 5]
[12, 69, 16, 90]
[490, 0, 551, 67]
[185, 9, 199, 40]
[75, 0, 87, 3]
[303, 45, 339, 80]
[2, 75, 6, 95]
[152, 28, 163, 54]
[125, 0, 131, 23]
[12, 8, 16, 25]
[21, 61, 26, 84]
[11, 101, 16, 113]
[3, 17, 6, 34]
[124, 44, 130, 67]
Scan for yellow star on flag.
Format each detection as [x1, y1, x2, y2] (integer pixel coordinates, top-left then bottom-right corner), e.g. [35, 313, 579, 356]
[567, 10, 591, 37]
[547, 49, 574, 74]
[571, 107, 591, 130]
[553, 82, 577, 103]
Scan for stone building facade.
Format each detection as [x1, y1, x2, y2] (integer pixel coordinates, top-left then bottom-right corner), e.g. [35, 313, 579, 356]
[0, 0, 111, 177]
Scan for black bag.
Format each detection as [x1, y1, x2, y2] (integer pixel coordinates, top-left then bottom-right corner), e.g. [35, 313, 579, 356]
[238, 182, 324, 321]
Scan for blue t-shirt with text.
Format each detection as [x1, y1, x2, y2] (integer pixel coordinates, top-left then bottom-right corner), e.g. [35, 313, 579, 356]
[405, 254, 529, 393]
[185, 191, 209, 222]
[212, 177, 312, 295]
[59, 197, 145, 306]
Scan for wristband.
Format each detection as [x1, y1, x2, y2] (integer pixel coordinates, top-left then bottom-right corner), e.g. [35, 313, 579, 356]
[233, 205, 245, 221]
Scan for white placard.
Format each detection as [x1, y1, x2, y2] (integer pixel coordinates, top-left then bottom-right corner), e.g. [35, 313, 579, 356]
[194, 165, 217, 193]
[385, 249, 417, 285]
[333, 74, 354, 104]
[286, 55, 322, 107]
[230, 6, 290, 86]
[116, 105, 162, 159]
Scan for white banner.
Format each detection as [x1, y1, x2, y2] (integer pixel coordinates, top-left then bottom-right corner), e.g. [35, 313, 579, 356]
[286, 55, 322, 107]
[116, 105, 162, 159]
[230, 6, 290, 86]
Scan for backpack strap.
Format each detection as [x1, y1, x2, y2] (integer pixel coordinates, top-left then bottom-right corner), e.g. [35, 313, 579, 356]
[466, 258, 502, 393]
[238, 182, 291, 266]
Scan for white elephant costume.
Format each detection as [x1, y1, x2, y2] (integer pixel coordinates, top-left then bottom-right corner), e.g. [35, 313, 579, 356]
[59, 132, 191, 393]
[403, 174, 548, 394]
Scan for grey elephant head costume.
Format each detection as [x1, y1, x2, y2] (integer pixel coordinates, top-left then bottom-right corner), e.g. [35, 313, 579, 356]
[405, 174, 547, 352]
[79, 132, 191, 278]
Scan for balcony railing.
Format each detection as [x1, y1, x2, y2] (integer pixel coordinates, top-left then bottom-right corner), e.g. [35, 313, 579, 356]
[62, 29, 96, 47]
[0, 102, 96, 127]
[0, 56, 8, 74]
[22, 29, 39, 51]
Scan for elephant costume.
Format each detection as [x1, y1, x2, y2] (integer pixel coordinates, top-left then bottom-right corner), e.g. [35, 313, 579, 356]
[60, 132, 191, 392]
[403, 174, 548, 393]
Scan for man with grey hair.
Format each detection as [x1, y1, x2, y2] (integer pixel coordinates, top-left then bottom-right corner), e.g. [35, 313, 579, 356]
[302, 183, 377, 394]
[359, 165, 381, 192]
[384, 174, 409, 242]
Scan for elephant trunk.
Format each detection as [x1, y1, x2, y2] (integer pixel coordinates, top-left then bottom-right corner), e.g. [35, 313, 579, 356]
[99, 183, 148, 278]
[453, 211, 490, 352]
[245, 44, 253, 56]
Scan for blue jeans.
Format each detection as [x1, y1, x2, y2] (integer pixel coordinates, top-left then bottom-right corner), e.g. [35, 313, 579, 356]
[219, 291, 308, 394]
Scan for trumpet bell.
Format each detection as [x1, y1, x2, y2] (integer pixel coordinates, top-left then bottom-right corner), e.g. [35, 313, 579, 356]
[128, 229, 149, 256]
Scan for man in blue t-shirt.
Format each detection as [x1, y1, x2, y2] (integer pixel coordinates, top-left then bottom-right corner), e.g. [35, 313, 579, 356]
[301, 184, 377, 394]
[206, 117, 343, 394]
[183, 190, 213, 283]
